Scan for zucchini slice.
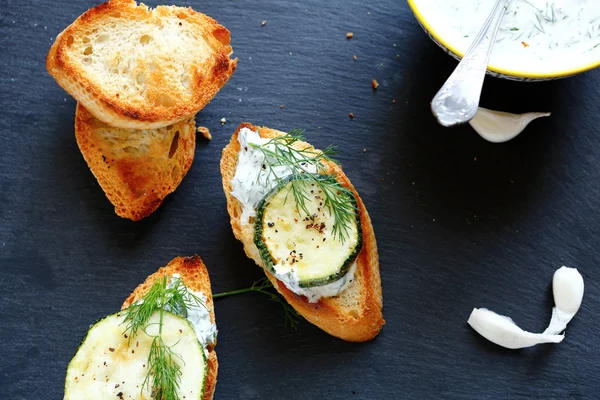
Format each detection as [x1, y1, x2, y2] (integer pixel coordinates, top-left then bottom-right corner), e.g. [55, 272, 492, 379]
[254, 174, 362, 288]
[64, 311, 206, 400]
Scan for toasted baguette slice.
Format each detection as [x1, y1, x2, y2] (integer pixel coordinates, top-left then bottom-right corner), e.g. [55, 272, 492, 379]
[47, 0, 237, 129]
[220, 123, 384, 342]
[122, 255, 218, 400]
[75, 103, 195, 221]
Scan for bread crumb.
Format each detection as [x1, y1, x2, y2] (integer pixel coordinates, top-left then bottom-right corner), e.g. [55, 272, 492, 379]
[372, 79, 379, 90]
[346, 32, 354, 39]
[349, 113, 354, 119]
[521, 41, 529, 48]
[353, 55, 357, 61]
[473, 157, 477, 161]
[280, 104, 284, 109]
[363, 148, 366, 153]
[261, 20, 267, 26]
[220, 117, 227, 125]
[392, 99, 396, 103]
[197, 126, 211, 140]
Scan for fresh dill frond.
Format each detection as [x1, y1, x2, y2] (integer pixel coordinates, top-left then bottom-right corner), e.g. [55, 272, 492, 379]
[249, 130, 356, 243]
[121, 276, 206, 341]
[143, 324, 183, 400]
[121, 277, 168, 340]
[213, 277, 301, 329]
[121, 276, 206, 400]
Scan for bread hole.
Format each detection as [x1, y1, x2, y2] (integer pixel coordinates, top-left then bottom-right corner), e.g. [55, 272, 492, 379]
[212, 27, 230, 45]
[176, 12, 188, 19]
[83, 46, 93, 55]
[123, 85, 128, 90]
[122, 146, 136, 154]
[82, 36, 90, 44]
[82, 57, 91, 65]
[136, 73, 146, 85]
[348, 309, 360, 319]
[96, 34, 109, 44]
[139, 35, 153, 45]
[168, 131, 180, 159]
[156, 95, 175, 108]
[66, 36, 74, 46]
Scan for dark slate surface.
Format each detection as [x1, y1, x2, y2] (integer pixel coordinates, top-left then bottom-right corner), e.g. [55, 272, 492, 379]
[1, 0, 599, 399]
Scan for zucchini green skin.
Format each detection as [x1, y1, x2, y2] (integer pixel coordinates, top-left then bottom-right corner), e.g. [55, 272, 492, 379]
[254, 174, 362, 288]
[64, 310, 207, 400]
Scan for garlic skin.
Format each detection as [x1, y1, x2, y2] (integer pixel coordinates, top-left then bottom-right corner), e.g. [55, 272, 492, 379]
[468, 308, 564, 349]
[543, 266, 584, 335]
[469, 107, 551, 143]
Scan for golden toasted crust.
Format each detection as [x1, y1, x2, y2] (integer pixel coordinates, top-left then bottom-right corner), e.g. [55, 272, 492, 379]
[75, 103, 196, 221]
[121, 255, 218, 400]
[220, 123, 384, 342]
[47, 0, 237, 129]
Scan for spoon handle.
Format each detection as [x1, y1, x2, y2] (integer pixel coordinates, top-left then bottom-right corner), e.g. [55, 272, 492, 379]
[431, 0, 510, 127]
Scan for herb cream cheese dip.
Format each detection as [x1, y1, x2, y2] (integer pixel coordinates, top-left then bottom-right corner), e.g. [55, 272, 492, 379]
[418, 0, 600, 74]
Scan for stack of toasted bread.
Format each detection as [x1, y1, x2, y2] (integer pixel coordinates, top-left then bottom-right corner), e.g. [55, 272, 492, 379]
[47, 0, 236, 220]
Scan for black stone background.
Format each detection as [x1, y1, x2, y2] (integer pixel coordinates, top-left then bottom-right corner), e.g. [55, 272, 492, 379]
[1, 0, 599, 399]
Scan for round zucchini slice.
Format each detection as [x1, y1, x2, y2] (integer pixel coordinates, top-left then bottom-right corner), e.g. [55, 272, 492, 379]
[64, 311, 207, 400]
[254, 174, 362, 288]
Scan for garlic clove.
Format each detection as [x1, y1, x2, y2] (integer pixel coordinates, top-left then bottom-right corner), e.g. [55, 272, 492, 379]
[552, 266, 584, 315]
[469, 107, 551, 143]
[543, 266, 584, 335]
[468, 308, 564, 349]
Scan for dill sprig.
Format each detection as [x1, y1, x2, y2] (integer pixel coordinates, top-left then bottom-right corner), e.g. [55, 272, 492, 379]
[121, 276, 206, 400]
[249, 129, 357, 243]
[143, 318, 183, 400]
[213, 277, 301, 329]
[122, 276, 205, 341]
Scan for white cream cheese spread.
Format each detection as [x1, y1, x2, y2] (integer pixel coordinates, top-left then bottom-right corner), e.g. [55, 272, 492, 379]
[277, 261, 358, 303]
[167, 274, 217, 354]
[230, 127, 356, 303]
[230, 128, 317, 223]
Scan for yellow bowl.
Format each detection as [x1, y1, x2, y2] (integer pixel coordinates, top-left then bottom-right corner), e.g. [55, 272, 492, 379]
[407, 0, 600, 81]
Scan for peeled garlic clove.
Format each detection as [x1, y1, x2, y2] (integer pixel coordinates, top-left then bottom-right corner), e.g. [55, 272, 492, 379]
[468, 308, 564, 349]
[543, 266, 584, 335]
[553, 266, 584, 315]
[469, 107, 551, 143]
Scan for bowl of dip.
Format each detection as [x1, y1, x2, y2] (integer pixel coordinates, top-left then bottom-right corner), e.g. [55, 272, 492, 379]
[407, 0, 600, 81]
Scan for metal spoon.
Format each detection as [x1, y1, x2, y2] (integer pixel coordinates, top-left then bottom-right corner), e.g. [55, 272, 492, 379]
[431, 0, 510, 127]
